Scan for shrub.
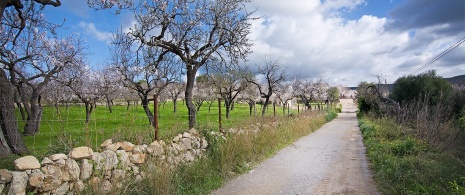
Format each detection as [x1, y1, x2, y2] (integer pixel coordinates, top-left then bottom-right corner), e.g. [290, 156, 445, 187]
[390, 70, 453, 106]
[324, 110, 338, 122]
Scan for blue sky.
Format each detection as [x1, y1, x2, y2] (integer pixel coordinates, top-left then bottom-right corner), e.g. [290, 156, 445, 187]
[43, 0, 465, 86]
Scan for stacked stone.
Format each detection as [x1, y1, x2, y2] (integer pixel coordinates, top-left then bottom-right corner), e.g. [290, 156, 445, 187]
[0, 129, 208, 195]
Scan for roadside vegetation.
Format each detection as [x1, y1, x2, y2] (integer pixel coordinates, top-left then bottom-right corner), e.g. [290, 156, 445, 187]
[357, 71, 465, 194]
[97, 109, 330, 194]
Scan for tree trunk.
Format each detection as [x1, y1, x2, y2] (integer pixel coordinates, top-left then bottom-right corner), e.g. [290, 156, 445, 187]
[106, 97, 113, 113]
[185, 67, 197, 129]
[0, 69, 28, 155]
[172, 98, 177, 113]
[16, 102, 26, 120]
[84, 101, 95, 124]
[249, 102, 253, 116]
[23, 91, 42, 135]
[126, 100, 131, 110]
[261, 97, 270, 116]
[225, 100, 231, 119]
[141, 95, 154, 125]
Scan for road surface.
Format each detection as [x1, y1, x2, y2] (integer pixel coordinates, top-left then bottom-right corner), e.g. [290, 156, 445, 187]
[211, 99, 378, 195]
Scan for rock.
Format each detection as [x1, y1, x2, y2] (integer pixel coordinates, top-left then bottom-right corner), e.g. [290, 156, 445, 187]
[182, 132, 191, 138]
[112, 169, 125, 181]
[116, 150, 131, 168]
[200, 137, 209, 149]
[52, 182, 69, 195]
[132, 144, 147, 154]
[41, 157, 54, 165]
[28, 170, 44, 187]
[147, 141, 164, 157]
[64, 159, 80, 182]
[181, 138, 193, 150]
[188, 128, 198, 135]
[41, 165, 63, 192]
[172, 135, 180, 143]
[105, 143, 121, 151]
[118, 141, 134, 152]
[0, 184, 4, 194]
[183, 151, 195, 162]
[131, 166, 139, 175]
[73, 181, 85, 192]
[8, 171, 28, 195]
[100, 180, 112, 194]
[94, 150, 118, 171]
[90, 177, 100, 185]
[55, 159, 66, 167]
[100, 139, 112, 148]
[130, 153, 146, 164]
[0, 169, 12, 183]
[14, 156, 41, 171]
[49, 153, 68, 161]
[171, 143, 186, 154]
[68, 147, 93, 160]
[193, 140, 201, 149]
[80, 159, 93, 181]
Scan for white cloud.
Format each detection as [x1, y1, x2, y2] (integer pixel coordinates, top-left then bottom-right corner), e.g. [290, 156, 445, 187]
[78, 22, 113, 44]
[246, 0, 464, 86]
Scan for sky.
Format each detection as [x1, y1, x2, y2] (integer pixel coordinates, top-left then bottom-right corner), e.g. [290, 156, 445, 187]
[43, 0, 465, 87]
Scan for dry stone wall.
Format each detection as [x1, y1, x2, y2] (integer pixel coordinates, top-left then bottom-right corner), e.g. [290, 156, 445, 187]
[0, 129, 208, 195]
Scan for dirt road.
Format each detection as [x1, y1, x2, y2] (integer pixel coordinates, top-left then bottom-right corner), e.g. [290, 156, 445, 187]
[211, 99, 378, 195]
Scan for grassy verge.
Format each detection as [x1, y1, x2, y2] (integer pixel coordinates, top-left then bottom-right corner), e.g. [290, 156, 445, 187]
[358, 116, 465, 194]
[108, 110, 328, 194]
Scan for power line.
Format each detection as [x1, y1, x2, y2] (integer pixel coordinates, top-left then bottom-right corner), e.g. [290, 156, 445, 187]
[411, 36, 465, 75]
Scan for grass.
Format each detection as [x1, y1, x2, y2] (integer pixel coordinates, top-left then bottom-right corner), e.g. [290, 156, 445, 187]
[358, 116, 465, 194]
[4, 101, 309, 168]
[4, 100, 335, 194]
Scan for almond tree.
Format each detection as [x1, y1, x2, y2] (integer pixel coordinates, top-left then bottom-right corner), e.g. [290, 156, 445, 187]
[110, 33, 181, 125]
[89, 0, 255, 128]
[294, 78, 315, 110]
[99, 66, 122, 113]
[246, 57, 287, 116]
[313, 78, 330, 110]
[275, 81, 296, 116]
[239, 85, 260, 116]
[166, 82, 185, 113]
[207, 64, 249, 118]
[0, 0, 64, 156]
[60, 64, 101, 124]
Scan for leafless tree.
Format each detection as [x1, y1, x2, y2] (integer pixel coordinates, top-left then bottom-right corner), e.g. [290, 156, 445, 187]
[206, 63, 249, 118]
[165, 82, 185, 113]
[239, 85, 260, 116]
[313, 78, 329, 110]
[293, 78, 315, 110]
[110, 32, 181, 125]
[89, 0, 255, 128]
[275, 80, 295, 116]
[246, 57, 287, 116]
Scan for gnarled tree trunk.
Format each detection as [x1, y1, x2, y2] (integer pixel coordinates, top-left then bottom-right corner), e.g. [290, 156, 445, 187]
[0, 69, 28, 156]
[185, 68, 197, 129]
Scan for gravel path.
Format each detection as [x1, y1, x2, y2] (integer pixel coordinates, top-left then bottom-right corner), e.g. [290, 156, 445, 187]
[211, 99, 379, 195]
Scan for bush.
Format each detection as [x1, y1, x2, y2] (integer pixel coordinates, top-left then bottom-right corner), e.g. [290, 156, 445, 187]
[325, 110, 338, 122]
[390, 70, 453, 106]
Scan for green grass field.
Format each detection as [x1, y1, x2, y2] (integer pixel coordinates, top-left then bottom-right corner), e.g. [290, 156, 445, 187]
[16, 101, 304, 158]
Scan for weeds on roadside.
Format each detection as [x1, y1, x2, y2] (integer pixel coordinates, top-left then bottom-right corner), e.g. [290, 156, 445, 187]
[359, 117, 465, 194]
